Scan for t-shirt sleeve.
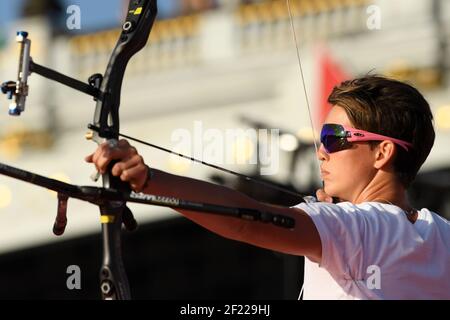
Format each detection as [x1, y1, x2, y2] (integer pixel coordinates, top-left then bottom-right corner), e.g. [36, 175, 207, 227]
[294, 202, 364, 278]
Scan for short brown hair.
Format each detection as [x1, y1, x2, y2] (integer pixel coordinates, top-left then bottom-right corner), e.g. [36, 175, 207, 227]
[328, 75, 435, 188]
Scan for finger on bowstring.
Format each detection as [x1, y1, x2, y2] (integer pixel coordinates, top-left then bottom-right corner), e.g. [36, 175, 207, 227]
[316, 188, 333, 203]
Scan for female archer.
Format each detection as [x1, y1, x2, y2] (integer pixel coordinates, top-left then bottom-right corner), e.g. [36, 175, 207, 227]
[85, 75, 450, 299]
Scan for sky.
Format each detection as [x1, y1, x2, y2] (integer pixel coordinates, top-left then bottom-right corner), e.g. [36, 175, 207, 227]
[0, 0, 179, 47]
[0, 0, 179, 28]
[0, 0, 24, 24]
[0, 0, 122, 30]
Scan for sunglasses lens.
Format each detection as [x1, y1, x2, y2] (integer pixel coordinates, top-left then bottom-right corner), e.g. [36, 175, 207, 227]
[321, 124, 350, 153]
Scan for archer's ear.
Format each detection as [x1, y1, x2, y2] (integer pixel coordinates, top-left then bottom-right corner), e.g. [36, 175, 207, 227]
[373, 140, 396, 169]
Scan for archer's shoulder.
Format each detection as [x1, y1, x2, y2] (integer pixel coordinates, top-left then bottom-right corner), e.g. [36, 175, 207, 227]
[423, 208, 450, 225]
[291, 201, 402, 221]
[417, 208, 450, 239]
[292, 200, 365, 214]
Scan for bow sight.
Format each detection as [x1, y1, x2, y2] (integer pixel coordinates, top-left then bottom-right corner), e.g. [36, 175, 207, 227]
[2, 31, 31, 116]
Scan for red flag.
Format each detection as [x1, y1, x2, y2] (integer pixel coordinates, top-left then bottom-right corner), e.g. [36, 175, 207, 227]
[317, 50, 348, 127]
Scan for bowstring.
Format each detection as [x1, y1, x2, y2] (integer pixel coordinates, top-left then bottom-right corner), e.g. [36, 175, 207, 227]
[286, 0, 323, 301]
[286, 0, 321, 171]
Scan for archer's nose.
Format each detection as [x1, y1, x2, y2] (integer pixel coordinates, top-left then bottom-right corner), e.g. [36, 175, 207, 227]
[317, 144, 329, 162]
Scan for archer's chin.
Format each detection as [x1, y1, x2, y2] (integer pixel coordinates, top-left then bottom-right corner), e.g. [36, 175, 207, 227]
[323, 183, 338, 199]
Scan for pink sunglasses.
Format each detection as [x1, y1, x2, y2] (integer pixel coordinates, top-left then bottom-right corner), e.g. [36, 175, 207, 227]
[320, 123, 413, 153]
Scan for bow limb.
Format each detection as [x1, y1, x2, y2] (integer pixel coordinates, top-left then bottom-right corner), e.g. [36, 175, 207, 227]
[90, 0, 158, 300]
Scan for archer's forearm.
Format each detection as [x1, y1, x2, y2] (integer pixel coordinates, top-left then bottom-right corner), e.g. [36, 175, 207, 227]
[142, 168, 263, 241]
[140, 168, 321, 259]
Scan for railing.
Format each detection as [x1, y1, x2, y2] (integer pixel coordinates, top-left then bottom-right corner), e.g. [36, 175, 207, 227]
[236, 0, 369, 53]
[67, 0, 370, 78]
[69, 14, 201, 79]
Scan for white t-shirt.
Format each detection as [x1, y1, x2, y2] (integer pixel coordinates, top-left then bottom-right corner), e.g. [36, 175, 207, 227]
[294, 201, 450, 300]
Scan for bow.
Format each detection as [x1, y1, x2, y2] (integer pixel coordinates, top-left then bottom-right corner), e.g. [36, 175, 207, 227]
[86, 0, 158, 300]
[0, 0, 303, 299]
